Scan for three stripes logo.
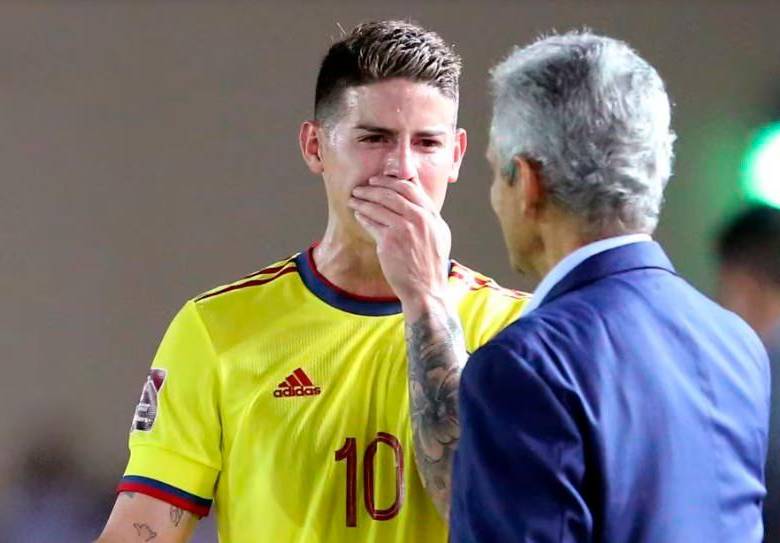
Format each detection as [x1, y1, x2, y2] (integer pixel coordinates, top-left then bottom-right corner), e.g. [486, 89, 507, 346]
[273, 368, 321, 398]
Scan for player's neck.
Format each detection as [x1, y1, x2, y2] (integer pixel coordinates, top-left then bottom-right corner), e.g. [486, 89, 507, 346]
[313, 232, 397, 299]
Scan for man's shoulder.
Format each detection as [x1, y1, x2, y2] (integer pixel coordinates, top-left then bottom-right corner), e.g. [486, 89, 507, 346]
[192, 252, 301, 306]
[536, 259, 686, 321]
[487, 310, 556, 352]
[450, 260, 529, 302]
[449, 261, 530, 347]
[506, 270, 769, 375]
[463, 316, 562, 394]
[166, 252, 305, 354]
[181, 253, 303, 336]
[478, 296, 606, 373]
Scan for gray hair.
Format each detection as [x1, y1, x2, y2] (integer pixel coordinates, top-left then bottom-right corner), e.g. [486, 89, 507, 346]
[489, 31, 675, 234]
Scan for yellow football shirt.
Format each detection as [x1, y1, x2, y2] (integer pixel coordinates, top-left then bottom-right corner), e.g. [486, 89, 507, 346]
[119, 247, 527, 542]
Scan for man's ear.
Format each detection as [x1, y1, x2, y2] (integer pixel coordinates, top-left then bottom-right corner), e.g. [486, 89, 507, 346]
[514, 156, 545, 218]
[299, 120, 325, 174]
[448, 128, 468, 183]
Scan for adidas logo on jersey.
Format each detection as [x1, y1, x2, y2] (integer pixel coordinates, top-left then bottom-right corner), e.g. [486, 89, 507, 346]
[273, 368, 321, 398]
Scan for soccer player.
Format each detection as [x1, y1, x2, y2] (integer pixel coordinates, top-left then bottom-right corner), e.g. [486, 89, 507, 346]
[96, 21, 527, 542]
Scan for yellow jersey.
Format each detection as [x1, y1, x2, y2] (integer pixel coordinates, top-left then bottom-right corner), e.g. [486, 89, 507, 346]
[119, 247, 527, 542]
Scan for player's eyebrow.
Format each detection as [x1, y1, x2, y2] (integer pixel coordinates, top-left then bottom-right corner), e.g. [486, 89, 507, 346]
[415, 129, 449, 138]
[354, 125, 395, 135]
[353, 124, 449, 138]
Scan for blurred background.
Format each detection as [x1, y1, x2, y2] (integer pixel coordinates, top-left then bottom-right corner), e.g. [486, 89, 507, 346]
[1, 1, 779, 540]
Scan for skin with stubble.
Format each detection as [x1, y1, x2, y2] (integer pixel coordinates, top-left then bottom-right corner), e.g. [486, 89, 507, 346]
[96, 77, 467, 541]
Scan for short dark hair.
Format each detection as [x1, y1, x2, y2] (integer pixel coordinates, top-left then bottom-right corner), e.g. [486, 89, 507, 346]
[717, 204, 780, 286]
[314, 20, 461, 122]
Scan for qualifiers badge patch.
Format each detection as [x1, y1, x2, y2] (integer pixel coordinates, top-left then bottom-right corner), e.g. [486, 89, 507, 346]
[131, 368, 167, 432]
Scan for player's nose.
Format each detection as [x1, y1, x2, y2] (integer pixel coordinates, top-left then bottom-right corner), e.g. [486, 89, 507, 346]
[383, 140, 417, 181]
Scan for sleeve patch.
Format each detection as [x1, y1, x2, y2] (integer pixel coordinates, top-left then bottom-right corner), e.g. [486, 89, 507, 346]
[131, 368, 167, 432]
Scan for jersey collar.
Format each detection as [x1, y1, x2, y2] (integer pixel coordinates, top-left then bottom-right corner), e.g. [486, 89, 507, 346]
[295, 246, 403, 317]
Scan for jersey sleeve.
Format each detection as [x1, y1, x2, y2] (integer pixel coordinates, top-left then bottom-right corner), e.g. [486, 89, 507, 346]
[117, 300, 222, 517]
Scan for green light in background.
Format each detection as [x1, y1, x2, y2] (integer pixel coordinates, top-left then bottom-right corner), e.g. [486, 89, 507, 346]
[742, 121, 780, 209]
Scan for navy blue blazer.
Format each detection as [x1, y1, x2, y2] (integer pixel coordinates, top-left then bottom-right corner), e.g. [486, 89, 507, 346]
[450, 242, 770, 542]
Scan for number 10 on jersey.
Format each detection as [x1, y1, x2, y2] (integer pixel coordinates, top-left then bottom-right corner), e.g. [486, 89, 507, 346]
[334, 432, 405, 527]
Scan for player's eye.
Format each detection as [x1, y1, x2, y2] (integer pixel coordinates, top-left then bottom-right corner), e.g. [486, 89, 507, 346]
[417, 139, 443, 149]
[359, 134, 388, 144]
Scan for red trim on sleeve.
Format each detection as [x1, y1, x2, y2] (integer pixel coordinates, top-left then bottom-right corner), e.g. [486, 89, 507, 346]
[117, 481, 211, 517]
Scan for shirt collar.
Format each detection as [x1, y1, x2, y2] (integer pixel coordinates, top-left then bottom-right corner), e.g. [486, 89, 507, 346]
[520, 233, 653, 316]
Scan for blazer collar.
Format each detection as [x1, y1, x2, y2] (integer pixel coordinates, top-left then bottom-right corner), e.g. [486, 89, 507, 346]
[538, 241, 676, 309]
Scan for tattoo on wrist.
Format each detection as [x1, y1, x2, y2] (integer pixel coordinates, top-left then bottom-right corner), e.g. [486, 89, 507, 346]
[133, 522, 158, 541]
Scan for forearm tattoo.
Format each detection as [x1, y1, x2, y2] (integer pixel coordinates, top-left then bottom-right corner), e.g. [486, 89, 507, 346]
[133, 522, 158, 541]
[406, 306, 468, 519]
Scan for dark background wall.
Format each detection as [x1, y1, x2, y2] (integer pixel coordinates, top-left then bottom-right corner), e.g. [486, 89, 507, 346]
[1, 0, 778, 499]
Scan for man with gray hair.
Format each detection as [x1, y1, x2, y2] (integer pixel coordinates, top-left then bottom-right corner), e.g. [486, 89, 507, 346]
[351, 31, 769, 541]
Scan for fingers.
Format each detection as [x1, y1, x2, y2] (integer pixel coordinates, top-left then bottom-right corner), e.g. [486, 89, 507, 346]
[351, 186, 417, 217]
[353, 210, 385, 243]
[350, 177, 436, 228]
[348, 197, 403, 227]
[349, 177, 446, 262]
[367, 176, 435, 210]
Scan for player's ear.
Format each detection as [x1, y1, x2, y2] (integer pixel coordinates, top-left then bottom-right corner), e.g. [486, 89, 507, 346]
[299, 120, 325, 175]
[448, 128, 468, 184]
